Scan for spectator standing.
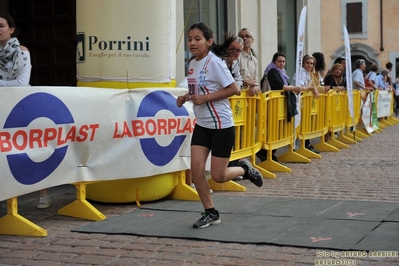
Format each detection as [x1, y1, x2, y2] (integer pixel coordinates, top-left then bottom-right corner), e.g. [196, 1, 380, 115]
[256, 52, 303, 162]
[364, 64, 379, 90]
[312, 52, 327, 86]
[393, 78, 399, 115]
[334, 56, 347, 85]
[386, 62, 393, 87]
[223, 36, 244, 88]
[237, 28, 260, 96]
[0, 13, 51, 209]
[352, 59, 366, 90]
[297, 54, 320, 154]
[324, 63, 346, 90]
[376, 69, 390, 90]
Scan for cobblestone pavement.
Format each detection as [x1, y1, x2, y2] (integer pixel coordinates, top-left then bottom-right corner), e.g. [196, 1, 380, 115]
[1, 123, 399, 266]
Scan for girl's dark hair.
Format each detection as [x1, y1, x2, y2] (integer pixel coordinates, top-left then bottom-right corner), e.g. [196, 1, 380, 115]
[0, 13, 19, 37]
[212, 32, 236, 59]
[188, 22, 214, 41]
[272, 52, 286, 62]
[188, 23, 236, 60]
[312, 52, 326, 72]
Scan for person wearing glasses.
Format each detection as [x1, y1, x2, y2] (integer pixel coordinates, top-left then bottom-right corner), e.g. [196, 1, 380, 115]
[224, 36, 244, 89]
[237, 28, 260, 96]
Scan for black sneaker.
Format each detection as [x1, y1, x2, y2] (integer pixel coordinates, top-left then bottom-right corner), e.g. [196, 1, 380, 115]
[306, 145, 320, 154]
[238, 159, 263, 187]
[193, 211, 221, 229]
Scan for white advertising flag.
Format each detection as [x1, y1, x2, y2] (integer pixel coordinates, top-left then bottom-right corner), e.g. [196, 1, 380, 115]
[343, 25, 354, 119]
[294, 6, 307, 128]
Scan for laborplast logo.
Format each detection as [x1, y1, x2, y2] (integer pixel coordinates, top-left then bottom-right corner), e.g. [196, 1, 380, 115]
[113, 90, 195, 166]
[1, 93, 99, 185]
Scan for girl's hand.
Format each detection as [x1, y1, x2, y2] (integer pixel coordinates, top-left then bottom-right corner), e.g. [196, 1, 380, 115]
[190, 94, 207, 105]
[176, 95, 187, 107]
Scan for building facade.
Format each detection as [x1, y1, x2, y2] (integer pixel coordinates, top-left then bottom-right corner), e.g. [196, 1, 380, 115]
[321, 0, 399, 77]
[2, 0, 397, 86]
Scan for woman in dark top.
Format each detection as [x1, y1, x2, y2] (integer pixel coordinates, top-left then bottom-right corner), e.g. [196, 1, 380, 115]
[256, 52, 303, 162]
[324, 63, 346, 90]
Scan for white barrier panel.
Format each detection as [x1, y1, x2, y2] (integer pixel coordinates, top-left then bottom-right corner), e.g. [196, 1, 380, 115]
[0, 87, 193, 201]
[76, 0, 176, 83]
[377, 90, 392, 118]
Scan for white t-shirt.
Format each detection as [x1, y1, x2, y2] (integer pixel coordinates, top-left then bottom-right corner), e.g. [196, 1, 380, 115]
[352, 68, 364, 90]
[187, 51, 235, 129]
[291, 67, 312, 86]
[365, 71, 377, 85]
[299, 67, 312, 86]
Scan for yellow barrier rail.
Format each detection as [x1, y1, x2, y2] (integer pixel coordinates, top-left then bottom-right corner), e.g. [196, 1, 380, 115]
[296, 90, 327, 158]
[255, 91, 309, 175]
[321, 88, 350, 150]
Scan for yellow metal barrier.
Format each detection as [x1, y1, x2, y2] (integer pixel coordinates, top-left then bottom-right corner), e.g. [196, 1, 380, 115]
[0, 197, 47, 237]
[296, 90, 327, 158]
[377, 90, 397, 127]
[256, 91, 308, 174]
[322, 89, 349, 150]
[342, 90, 363, 142]
[59, 182, 106, 221]
[387, 90, 399, 124]
[355, 89, 375, 137]
[229, 89, 275, 179]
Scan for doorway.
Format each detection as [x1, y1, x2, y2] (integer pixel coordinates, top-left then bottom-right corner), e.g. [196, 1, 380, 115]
[9, 0, 77, 86]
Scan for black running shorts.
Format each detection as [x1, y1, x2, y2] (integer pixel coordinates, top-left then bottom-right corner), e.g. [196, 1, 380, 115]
[191, 124, 235, 158]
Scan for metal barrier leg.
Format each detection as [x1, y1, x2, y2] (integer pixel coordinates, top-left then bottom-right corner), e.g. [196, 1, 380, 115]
[251, 154, 277, 178]
[58, 182, 106, 221]
[389, 116, 399, 123]
[355, 128, 371, 138]
[380, 118, 394, 126]
[343, 128, 363, 142]
[208, 179, 246, 192]
[0, 197, 47, 237]
[278, 144, 311, 163]
[313, 137, 340, 152]
[336, 130, 358, 144]
[325, 137, 349, 149]
[256, 150, 292, 173]
[295, 140, 322, 159]
[169, 170, 200, 201]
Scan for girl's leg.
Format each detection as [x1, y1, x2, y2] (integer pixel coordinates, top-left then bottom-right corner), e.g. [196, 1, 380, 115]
[210, 156, 244, 183]
[190, 145, 213, 209]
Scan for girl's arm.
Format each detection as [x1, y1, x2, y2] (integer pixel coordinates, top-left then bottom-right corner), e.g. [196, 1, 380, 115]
[190, 82, 239, 105]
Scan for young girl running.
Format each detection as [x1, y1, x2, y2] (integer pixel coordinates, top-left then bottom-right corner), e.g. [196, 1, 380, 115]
[176, 22, 263, 229]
